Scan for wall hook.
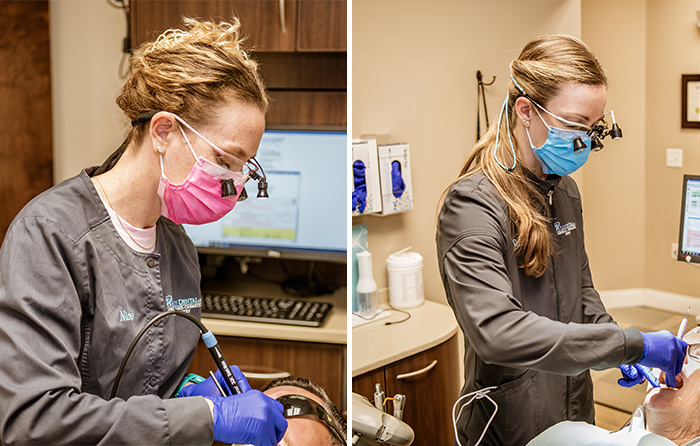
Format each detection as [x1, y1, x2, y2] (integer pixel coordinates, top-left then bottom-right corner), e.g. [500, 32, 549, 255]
[476, 71, 496, 140]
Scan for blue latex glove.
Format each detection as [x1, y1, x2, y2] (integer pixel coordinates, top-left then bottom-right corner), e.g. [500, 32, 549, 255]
[391, 160, 405, 198]
[352, 160, 367, 213]
[178, 366, 252, 398]
[639, 330, 688, 388]
[178, 370, 225, 398]
[617, 364, 646, 387]
[209, 390, 288, 445]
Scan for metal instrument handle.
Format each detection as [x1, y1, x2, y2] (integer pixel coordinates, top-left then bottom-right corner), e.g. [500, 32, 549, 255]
[279, 0, 287, 33]
[396, 359, 437, 380]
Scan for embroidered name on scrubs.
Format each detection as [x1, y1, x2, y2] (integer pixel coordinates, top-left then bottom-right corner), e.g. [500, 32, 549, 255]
[165, 295, 202, 313]
[554, 221, 576, 236]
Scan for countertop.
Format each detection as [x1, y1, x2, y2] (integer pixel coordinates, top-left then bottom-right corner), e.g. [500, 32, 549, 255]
[201, 279, 347, 345]
[352, 300, 459, 377]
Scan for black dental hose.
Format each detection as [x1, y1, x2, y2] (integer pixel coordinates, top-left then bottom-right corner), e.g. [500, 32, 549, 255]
[110, 310, 242, 399]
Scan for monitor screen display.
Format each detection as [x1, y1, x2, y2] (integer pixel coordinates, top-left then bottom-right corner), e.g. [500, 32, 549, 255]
[183, 129, 347, 263]
[678, 174, 700, 263]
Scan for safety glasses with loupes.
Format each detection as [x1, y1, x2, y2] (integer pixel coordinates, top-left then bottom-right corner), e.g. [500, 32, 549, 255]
[530, 100, 623, 153]
[171, 113, 269, 201]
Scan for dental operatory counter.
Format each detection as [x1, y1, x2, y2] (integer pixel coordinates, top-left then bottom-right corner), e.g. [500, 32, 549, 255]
[352, 300, 458, 376]
[352, 301, 460, 445]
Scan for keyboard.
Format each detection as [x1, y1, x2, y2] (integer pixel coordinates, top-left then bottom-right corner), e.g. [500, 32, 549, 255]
[201, 293, 333, 328]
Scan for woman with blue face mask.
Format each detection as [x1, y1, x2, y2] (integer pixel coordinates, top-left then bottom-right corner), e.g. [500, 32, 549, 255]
[0, 18, 287, 446]
[436, 35, 686, 446]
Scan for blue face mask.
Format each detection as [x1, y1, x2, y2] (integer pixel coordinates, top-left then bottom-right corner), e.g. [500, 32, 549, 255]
[526, 108, 592, 176]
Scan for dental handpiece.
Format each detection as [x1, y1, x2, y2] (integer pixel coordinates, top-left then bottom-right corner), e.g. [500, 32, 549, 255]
[635, 364, 661, 388]
[677, 307, 690, 339]
[374, 383, 385, 411]
[201, 331, 243, 396]
[393, 394, 405, 420]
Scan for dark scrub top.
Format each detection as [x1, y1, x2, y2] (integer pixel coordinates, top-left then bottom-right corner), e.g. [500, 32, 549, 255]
[436, 170, 644, 446]
[0, 170, 213, 445]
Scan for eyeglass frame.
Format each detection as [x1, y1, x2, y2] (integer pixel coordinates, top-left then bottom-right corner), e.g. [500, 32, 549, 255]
[276, 394, 345, 443]
[169, 112, 269, 200]
[170, 113, 260, 174]
[529, 99, 616, 152]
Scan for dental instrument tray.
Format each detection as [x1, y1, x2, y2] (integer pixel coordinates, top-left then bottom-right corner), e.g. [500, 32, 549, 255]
[201, 293, 333, 327]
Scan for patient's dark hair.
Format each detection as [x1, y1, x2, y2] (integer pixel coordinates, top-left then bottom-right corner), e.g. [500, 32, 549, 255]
[262, 376, 346, 444]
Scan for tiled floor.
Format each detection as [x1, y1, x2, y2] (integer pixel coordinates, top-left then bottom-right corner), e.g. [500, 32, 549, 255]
[592, 306, 695, 430]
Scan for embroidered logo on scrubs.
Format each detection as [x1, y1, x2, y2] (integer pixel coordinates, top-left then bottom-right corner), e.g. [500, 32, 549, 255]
[165, 295, 201, 313]
[554, 221, 576, 236]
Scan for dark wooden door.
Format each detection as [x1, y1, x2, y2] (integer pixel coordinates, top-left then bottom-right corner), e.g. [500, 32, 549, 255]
[385, 335, 460, 446]
[0, 1, 53, 243]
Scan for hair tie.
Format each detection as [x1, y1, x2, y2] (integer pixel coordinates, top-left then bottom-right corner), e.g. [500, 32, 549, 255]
[131, 110, 158, 127]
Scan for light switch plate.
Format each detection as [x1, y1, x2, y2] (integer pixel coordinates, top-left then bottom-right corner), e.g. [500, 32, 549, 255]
[666, 148, 683, 168]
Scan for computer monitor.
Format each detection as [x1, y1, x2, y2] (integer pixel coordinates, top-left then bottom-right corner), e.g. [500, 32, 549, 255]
[183, 128, 347, 263]
[678, 174, 700, 263]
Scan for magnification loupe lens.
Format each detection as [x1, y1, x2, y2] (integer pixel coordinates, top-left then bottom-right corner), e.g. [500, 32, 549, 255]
[221, 179, 237, 198]
[572, 137, 587, 153]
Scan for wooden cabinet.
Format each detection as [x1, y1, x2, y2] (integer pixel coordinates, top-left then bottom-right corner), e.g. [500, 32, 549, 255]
[129, 0, 347, 128]
[353, 334, 460, 446]
[297, 0, 346, 51]
[131, 0, 346, 52]
[187, 335, 346, 409]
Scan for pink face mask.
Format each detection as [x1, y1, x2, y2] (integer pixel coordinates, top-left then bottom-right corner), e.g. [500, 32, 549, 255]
[157, 114, 252, 225]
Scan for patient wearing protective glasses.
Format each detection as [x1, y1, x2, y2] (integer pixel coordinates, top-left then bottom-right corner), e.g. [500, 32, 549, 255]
[232, 377, 346, 446]
[528, 326, 700, 446]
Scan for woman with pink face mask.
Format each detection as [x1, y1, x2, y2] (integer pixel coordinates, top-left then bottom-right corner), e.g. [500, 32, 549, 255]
[0, 18, 287, 446]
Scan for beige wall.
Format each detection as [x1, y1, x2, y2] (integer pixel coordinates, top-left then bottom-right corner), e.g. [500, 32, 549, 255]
[50, 0, 127, 183]
[644, 0, 700, 297]
[352, 0, 583, 305]
[581, 1, 647, 291]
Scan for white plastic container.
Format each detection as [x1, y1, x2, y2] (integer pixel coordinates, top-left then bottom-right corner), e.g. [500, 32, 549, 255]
[387, 249, 424, 309]
[356, 250, 379, 317]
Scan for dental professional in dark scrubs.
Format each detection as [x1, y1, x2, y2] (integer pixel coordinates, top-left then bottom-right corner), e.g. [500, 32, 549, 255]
[436, 34, 687, 446]
[0, 18, 287, 446]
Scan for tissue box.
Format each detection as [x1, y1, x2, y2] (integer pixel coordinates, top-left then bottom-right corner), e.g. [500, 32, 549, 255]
[351, 138, 382, 215]
[378, 143, 413, 214]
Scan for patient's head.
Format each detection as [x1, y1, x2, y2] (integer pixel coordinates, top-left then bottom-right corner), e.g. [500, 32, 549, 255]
[262, 377, 346, 446]
[644, 326, 700, 444]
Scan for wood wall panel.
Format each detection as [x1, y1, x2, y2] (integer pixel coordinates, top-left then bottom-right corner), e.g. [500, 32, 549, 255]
[0, 1, 53, 243]
[255, 52, 346, 90]
[267, 91, 346, 127]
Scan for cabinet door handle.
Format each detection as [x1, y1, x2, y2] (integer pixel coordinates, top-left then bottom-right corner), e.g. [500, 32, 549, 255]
[279, 0, 287, 33]
[396, 359, 438, 380]
[242, 371, 292, 380]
